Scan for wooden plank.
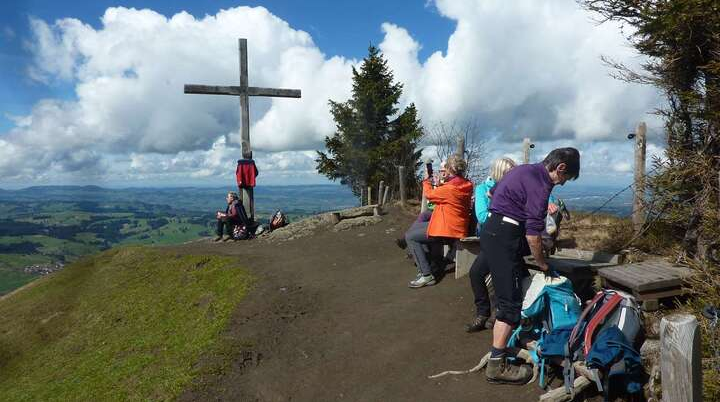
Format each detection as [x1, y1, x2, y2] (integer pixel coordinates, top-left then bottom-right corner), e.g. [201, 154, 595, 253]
[553, 248, 624, 265]
[248, 86, 301, 98]
[599, 261, 693, 292]
[184, 84, 241, 96]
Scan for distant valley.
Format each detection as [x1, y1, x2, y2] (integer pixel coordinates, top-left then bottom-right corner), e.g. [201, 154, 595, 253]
[0, 183, 630, 295]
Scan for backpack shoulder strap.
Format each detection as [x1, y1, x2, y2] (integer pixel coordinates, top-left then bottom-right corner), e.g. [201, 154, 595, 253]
[583, 293, 624, 356]
[568, 291, 606, 348]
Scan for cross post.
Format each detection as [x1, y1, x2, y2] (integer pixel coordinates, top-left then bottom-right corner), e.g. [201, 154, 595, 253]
[184, 38, 301, 220]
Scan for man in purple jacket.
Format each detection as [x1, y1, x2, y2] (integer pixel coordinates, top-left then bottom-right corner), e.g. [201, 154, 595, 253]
[481, 147, 580, 384]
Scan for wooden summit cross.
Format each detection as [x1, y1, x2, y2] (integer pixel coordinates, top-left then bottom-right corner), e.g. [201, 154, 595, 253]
[184, 38, 301, 219]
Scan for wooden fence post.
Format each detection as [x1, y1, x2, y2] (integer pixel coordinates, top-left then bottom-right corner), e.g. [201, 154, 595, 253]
[660, 313, 702, 402]
[420, 158, 431, 213]
[398, 166, 406, 205]
[522, 138, 531, 164]
[456, 135, 465, 158]
[632, 122, 647, 234]
[383, 186, 390, 206]
[367, 185, 372, 206]
[378, 181, 384, 206]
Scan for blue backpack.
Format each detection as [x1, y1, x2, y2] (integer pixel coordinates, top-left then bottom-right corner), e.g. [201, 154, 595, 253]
[507, 274, 581, 388]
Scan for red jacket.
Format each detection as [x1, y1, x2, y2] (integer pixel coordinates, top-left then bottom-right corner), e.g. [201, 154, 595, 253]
[236, 159, 259, 188]
[424, 176, 473, 239]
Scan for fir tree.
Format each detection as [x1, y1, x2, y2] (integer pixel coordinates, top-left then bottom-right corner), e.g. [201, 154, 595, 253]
[316, 46, 423, 199]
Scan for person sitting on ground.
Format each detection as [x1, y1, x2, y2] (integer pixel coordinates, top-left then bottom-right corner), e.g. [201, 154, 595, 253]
[405, 155, 473, 288]
[481, 147, 580, 385]
[466, 157, 516, 332]
[215, 191, 248, 242]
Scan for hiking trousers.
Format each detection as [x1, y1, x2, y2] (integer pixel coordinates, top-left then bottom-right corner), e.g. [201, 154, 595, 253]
[405, 221, 443, 276]
[479, 213, 527, 326]
[469, 251, 493, 317]
[216, 219, 238, 237]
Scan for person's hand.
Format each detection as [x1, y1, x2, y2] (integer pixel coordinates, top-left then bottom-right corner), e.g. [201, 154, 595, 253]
[548, 203, 559, 214]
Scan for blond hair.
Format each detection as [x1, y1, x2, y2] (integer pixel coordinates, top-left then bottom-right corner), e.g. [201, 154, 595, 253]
[489, 157, 516, 182]
[446, 155, 467, 177]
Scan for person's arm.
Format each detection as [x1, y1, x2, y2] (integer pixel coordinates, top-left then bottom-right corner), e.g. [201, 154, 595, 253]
[226, 203, 239, 220]
[525, 186, 551, 272]
[474, 183, 491, 224]
[424, 179, 456, 204]
[526, 234, 549, 272]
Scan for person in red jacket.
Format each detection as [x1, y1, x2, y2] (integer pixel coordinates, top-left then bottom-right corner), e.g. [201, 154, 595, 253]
[405, 155, 474, 288]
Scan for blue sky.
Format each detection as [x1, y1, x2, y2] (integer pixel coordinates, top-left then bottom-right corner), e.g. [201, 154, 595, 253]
[0, 1, 664, 188]
[0, 0, 454, 132]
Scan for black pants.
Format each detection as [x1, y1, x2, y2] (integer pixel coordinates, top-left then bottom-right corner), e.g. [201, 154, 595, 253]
[216, 219, 239, 237]
[469, 251, 493, 317]
[479, 213, 527, 326]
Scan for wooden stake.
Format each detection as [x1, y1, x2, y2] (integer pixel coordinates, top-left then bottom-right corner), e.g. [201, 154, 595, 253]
[456, 135, 465, 158]
[632, 122, 647, 233]
[660, 314, 702, 402]
[382, 186, 390, 206]
[378, 181, 384, 206]
[398, 166, 407, 205]
[522, 138, 531, 164]
[420, 159, 431, 213]
[367, 185, 372, 206]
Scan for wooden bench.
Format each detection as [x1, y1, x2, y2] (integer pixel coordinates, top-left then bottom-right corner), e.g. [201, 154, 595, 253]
[598, 259, 695, 311]
[455, 239, 623, 299]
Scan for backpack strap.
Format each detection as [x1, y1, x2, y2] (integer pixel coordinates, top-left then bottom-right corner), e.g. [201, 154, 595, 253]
[583, 293, 624, 356]
[568, 291, 606, 348]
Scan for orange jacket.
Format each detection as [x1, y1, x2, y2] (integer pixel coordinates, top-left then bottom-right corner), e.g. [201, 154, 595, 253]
[423, 176, 473, 239]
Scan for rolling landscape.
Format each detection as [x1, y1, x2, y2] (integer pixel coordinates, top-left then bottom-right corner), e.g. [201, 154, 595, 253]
[0, 183, 631, 295]
[0, 185, 359, 294]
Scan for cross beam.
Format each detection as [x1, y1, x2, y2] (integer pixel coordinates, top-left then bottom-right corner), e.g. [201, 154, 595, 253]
[184, 38, 301, 159]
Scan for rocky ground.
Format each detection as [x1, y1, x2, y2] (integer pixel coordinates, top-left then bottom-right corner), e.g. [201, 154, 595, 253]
[175, 205, 544, 402]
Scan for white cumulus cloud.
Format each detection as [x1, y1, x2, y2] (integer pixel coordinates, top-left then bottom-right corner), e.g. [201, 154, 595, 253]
[0, 1, 666, 186]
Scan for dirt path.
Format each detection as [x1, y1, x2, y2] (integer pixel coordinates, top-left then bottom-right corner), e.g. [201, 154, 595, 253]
[176, 207, 542, 402]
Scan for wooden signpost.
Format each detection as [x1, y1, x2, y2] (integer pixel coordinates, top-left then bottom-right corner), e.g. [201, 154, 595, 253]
[184, 38, 301, 219]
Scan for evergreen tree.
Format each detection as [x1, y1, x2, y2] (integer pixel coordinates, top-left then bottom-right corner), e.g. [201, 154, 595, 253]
[579, 0, 720, 260]
[316, 46, 423, 199]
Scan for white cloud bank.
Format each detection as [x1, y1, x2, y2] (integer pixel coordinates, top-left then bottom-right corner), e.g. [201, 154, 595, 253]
[0, 1, 664, 186]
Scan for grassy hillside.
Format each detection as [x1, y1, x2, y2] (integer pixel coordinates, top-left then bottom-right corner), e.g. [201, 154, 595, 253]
[0, 247, 253, 401]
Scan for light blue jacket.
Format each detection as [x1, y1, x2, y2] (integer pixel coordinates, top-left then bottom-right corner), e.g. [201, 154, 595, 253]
[474, 177, 495, 226]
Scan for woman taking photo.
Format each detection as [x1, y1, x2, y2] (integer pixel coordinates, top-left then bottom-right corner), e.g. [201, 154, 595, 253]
[405, 155, 473, 288]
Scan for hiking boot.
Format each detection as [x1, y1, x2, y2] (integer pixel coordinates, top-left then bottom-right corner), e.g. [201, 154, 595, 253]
[213, 236, 223, 242]
[465, 315, 494, 333]
[222, 235, 233, 242]
[409, 274, 436, 288]
[486, 356, 533, 385]
[395, 238, 407, 250]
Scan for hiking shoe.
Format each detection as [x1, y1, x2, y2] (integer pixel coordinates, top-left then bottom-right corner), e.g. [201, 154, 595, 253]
[213, 236, 223, 242]
[222, 235, 233, 242]
[486, 356, 533, 385]
[395, 238, 407, 250]
[409, 274, 436, 288]
[465, 315, 493, 333]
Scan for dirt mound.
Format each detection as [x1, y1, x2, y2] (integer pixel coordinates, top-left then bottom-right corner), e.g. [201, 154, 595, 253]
[175, 206, 542, 401]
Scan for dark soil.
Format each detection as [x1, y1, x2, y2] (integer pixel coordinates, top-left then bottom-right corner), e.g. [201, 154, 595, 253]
[176, 207, 543, 402]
